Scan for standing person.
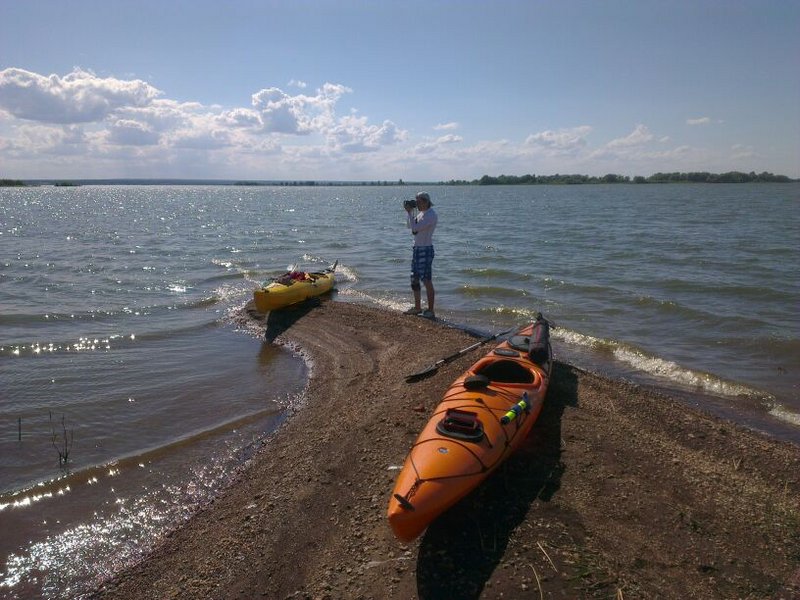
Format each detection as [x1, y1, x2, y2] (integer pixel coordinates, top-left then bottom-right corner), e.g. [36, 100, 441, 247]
[404, 191, 438, 318]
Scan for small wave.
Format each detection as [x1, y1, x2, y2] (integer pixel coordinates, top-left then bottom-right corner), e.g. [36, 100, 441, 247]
[553, 328, 772, 402]
[210, 282, 251, 306]
[769, 405, 800, 428]
[0, 405, 285, 510]
[0, 312, 51, 326]
[630, 293, 734, 324]
[200, 271, 249, 285]
[223, 301, 270, 339]
[0, 309, 120, 327]
[185, 296, 220, 309]
[611, 345, 762, 398]
[167, 283, 189, 293]
[1, 335, 122, 357]
[656, 279, 797, 304]
[553, 328, 613, 352]
[480, 305, 550, 321]
[338, 288, 407, 312]
[460, 267, 531, 280]
[211, 256, 262, 271]
[458, 285, 530, 299]
[333, 263, 358, 283]
[0, 294, 224, 332]
[130, 321, 218, 342]
[1, 321, 220, 358]
[211, 257, 235, 269]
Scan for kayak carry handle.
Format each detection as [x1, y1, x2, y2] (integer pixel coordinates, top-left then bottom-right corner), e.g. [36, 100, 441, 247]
[393, 493, 415, 511]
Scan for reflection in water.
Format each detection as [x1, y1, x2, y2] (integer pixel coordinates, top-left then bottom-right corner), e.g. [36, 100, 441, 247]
[1, 312, 307, 599]
[1, 406, 288, 599]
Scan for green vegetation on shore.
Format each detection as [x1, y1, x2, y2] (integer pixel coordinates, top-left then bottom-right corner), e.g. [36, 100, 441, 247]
[2, 170, 796, 188]
[446, 170, 796, 185]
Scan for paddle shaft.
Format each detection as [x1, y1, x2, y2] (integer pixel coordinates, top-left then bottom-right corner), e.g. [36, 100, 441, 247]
[405, 327, 515, 381]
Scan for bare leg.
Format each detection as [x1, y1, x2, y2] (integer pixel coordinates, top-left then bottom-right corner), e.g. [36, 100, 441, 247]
[423, 279, 435, 313]
[412, 285, 422, 311]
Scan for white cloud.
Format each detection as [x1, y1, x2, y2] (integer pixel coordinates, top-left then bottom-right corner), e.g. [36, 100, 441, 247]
[731, 143, 756, 160]
[288, 79, 307, 89]
[1, 67, 779, 180]
[436, 134, 462, 144]
[107, 119, 160, 146]
[606, 124, 653, 148]
[525, 126, 592, 154]
[170, 128, 231, 150]
[251, 87, 304, 134]
[327, 116, 405, 153]
[217, 107, 262, 128]
[0, 67, 160, 124]
[687, 117, 711, 126]
[7, 123, 86, 156]
[0, 69, 411, 176]
[251, 83, 353, 135]
[588, 122, 700, 171]
[411, 133, 466, 156]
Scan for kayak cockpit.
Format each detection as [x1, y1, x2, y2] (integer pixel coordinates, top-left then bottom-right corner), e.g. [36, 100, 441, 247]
[474, 359, 536, 384]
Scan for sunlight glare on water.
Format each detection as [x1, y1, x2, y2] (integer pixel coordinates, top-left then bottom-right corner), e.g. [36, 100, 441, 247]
[1, 182, 798, 597]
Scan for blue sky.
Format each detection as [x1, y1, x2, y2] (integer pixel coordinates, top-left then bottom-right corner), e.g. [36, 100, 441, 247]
[1, 0, 798, 180]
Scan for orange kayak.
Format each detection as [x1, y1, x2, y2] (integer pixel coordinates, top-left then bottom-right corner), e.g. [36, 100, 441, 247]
[387, 315, 552, 543]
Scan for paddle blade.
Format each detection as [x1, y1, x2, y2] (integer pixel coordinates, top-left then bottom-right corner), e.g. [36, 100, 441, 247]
[404, 365, 438, 382]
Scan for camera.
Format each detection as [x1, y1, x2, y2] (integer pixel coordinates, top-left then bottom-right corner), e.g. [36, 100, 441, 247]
[403, 199, 417, 210]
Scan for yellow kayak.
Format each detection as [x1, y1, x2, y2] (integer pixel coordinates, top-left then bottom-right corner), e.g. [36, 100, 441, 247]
[253, 263, 337, 312]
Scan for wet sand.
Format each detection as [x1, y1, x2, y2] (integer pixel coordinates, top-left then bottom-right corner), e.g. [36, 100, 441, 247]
[94, 301, 800, 599]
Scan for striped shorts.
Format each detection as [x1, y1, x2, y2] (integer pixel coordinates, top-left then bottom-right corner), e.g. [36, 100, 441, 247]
[411, 245, 434, 282]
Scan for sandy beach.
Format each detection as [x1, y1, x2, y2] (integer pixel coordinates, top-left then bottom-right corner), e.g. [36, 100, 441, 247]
[93, 300, 800, 600]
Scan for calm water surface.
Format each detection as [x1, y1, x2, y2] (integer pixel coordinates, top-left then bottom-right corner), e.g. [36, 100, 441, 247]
[1, 183, 798, 598]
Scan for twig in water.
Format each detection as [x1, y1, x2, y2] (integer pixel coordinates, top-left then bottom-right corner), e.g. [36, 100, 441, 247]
[50, 411, 74, 469]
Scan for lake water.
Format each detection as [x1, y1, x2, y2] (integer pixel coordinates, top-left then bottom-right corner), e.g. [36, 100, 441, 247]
[1, 183, 798, 598]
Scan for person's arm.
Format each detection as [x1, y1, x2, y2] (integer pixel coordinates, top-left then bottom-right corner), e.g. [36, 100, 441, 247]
[412, 210, 436, 234]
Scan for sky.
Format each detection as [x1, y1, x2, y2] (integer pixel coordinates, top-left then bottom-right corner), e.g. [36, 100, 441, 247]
[1, 0, 798, 181]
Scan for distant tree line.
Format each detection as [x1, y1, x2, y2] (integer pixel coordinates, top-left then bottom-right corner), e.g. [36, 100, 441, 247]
[641, 171, 793, 183]
[4, 172, 795, 188]
[233, 179, 409, 187]
[444, 171, 795, 185]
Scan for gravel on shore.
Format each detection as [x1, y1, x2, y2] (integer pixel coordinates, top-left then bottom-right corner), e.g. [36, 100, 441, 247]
[94, 300, 800, 600]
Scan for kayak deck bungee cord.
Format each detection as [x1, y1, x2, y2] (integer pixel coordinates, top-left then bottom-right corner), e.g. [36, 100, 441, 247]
[388, 313, 553, 543]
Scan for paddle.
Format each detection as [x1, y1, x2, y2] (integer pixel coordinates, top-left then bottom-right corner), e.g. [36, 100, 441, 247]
[404, 327, 516, 382]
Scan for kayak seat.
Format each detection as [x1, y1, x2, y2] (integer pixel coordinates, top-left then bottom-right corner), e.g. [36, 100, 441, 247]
[475, 360, 534, 384]
[464, 374, 490, 390]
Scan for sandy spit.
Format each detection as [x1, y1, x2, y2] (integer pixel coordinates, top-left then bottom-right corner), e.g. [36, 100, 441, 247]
[93, 300, 800, 600]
